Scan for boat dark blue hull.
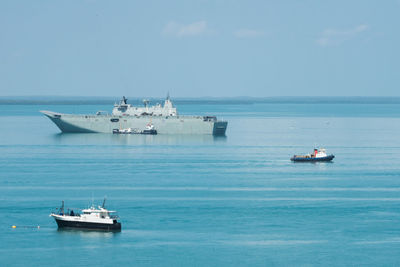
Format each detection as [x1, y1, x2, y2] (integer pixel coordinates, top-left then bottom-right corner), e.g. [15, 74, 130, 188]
[291, 155, 335, 162]
[142, 129, 157, 135]
[55, 218, 121, 231]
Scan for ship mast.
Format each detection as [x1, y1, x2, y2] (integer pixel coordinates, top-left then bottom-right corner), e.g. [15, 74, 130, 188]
[60, 201, 64, 215]
[102, 197, 106, 208]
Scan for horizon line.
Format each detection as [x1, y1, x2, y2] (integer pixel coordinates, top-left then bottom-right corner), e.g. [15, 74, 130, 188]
[1, 95, 400, 105]
[1, 95, 400, 99]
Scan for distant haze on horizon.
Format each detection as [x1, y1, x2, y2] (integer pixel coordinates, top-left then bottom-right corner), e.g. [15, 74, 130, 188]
[0, 1, 399, 97]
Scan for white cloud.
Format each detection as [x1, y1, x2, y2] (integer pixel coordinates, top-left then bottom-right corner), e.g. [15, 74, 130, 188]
[317, 24, 369, 46]
[234, 29, 265, 38]
[162, 21, 209, 37]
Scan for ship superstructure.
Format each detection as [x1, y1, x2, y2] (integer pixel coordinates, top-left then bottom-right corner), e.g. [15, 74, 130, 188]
[112, 95, 177, 116]
[41, 95, 227, 135]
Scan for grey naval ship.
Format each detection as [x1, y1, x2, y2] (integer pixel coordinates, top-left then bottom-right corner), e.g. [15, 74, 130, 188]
[40, 95, 228, 135]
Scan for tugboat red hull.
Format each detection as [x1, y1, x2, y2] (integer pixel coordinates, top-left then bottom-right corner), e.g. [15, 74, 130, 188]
[291, 155, 335, 162]
[55, 218, 121, 231]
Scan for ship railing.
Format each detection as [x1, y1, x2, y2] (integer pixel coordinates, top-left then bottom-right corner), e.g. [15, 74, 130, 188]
[51, 207, 82, 216]
[80, 113, 225, 121]
[203, 116, 217, 122]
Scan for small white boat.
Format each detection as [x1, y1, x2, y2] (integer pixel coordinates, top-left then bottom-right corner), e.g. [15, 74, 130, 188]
[113, 127, 140, 134]
[50, 199, 121, 231]
[113, 123, 157, 135]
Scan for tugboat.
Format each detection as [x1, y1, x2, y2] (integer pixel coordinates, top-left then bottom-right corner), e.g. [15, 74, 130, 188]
[113, 123, 157, 135]
[142, 123, 157, 135]
[291, 148, 335, 162]
[50, 199, 121, 231]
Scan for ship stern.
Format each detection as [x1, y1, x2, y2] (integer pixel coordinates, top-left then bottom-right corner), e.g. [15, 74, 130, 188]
[213, 121, 228, 136]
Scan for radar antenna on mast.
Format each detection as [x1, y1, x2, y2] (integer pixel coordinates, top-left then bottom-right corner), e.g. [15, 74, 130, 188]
[60, 201, 64, 215]
[102, 197, 106, 208]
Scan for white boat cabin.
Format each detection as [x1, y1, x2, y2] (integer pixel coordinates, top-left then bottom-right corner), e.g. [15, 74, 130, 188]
[314, 148, 328, 158]
[80, 206, 118, 220]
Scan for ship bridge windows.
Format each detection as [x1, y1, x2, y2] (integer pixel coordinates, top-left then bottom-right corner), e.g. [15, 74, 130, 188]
[110, 118, 119, 122]
[118, 106, 127, 112]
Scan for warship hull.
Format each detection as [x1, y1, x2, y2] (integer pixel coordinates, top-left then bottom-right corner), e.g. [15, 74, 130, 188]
[41, 111, 228, 135]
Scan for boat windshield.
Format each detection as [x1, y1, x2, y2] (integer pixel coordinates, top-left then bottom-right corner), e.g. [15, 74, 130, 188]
[109, 212, 119, 219]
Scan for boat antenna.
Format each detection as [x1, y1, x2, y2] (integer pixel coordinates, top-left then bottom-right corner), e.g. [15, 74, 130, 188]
[61, 200, 64, 215]
[102, 197, 106, 208]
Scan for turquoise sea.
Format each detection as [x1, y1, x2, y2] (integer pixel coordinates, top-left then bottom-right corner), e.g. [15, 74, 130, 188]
[1, 99, 400, 266]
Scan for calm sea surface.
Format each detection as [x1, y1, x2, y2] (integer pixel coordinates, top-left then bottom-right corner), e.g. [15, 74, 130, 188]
[1, 101, 400, 266]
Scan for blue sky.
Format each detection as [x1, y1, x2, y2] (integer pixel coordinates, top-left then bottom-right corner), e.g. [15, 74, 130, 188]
[0, 0, 399, 97]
